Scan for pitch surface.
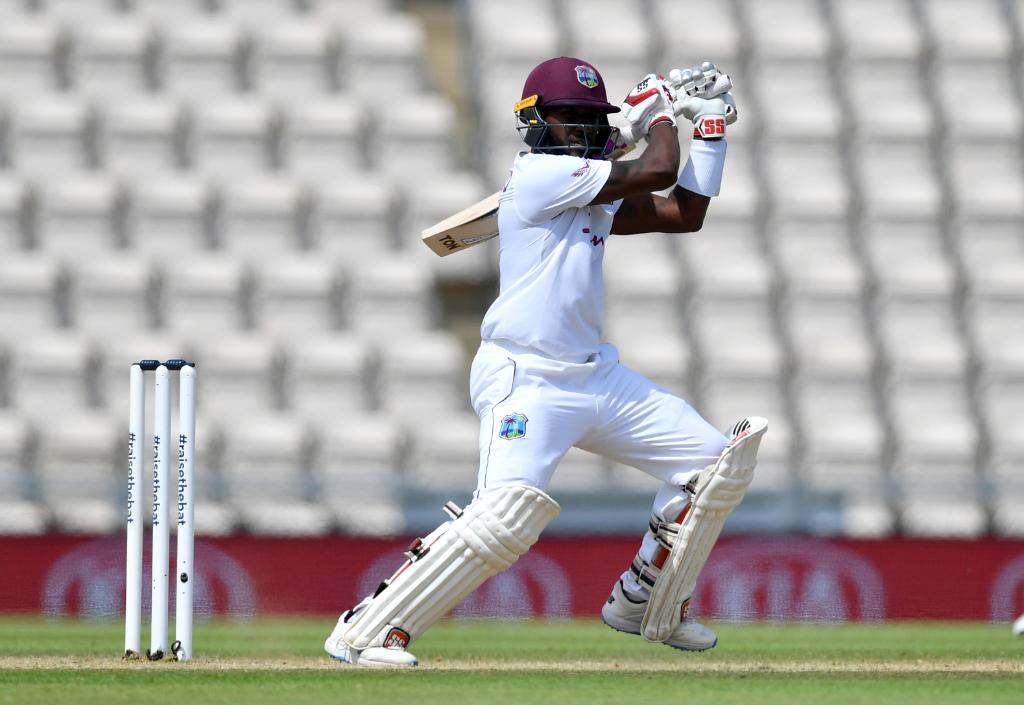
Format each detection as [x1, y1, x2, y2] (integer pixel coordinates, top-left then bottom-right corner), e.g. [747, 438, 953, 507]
[0, 618, 1020, 704]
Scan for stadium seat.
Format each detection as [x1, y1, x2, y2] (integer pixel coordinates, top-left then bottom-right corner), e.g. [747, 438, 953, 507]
[786, 298, 875, 379]
[97, 96, 183, 177]
[307, 175, 395, 256]
[948, 143, 1024, 220]
[36, 174, 122, 258]
[340, 13, 426, 97]
[863, 221, 957, 302]
[370, 94, 456, 179]
[844, 61, 933, 140]
[347, 256, 439, 338]
[754, 60, 841, 140]
[125, 0, 208, 22]
[92, 330, 187, 411]
[282, 333, 371, 418]
[35, 411, 120, 533]
[739, 0, 831, 60]
[548, 447, 611, 494]
[158, 20, 245, 98]
[563, 0, 649, 98]
[920, 0, 1012, 61]
[605, 249, 681, 338]
[318, 413, 404, 535]
[67, 254, 155, 336]
[0, 17, 63, 97]
[70, 17, 153, 99]
[216, 176, 305, 260]
[763, 141, 849, 218]
[854, 142, 942, 220]
[187, 334, 279, 417]
[126, 174, 212, 255]
[212, 0, 303, 25]
[830, 0, 923, 62]
[160, 256, 248, 333]
[249, 20, 336, 100]
[0, 176, 30, 251]
[935, 60, 1022, 143]
[612, 331, 691, 400]
[691, 298, 785, 380]
[877, 299, 968, 380]
[681, 221, 774, 302]
[8, 96, 93, 176]
[773, 218, 865, 301]
[0, 412, 32, 502]
[280, 97, 363, 178]
[404, 411, 479, 491]
[8, 333, 96, 421]
[653, 0, 741, 68]
[0, 254, 62, 334]
[37, 0, 118, 21]
[250, 255, 342, 337]
[219, 413, 330, 535]
[376, 332, 465, 420]
[188, 98, 276, 177]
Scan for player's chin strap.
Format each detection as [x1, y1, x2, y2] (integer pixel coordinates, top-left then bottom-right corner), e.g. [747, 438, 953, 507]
[637, 417, 768, 643]
[341, 484, 560, 651]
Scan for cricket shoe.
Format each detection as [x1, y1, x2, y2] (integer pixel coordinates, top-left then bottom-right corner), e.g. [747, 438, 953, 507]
[324, 609, 419, 668]
[601, 579, 717, 651]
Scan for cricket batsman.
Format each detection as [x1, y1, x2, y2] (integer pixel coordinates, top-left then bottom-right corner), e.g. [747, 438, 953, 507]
[325, 56, 767, 667]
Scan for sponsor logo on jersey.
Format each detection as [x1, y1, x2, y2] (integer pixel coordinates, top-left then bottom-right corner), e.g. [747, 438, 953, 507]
[498, 413, 528, 439]
[572, 160, 591, 177]
[575, 65, 599, 89]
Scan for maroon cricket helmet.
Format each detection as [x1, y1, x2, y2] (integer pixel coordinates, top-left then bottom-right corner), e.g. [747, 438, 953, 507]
[519, 56, 620, 114]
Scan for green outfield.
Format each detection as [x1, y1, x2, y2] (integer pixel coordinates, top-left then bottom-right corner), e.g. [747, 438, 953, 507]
[0, 617, 1021, 705]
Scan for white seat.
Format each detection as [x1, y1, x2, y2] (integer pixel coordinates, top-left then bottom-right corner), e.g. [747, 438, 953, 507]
[217, 176, 304, 260]
[831, 0, 922, 62]
[159, 21, 244, 97]
[920, 0, 1012, 60]
[981, 380, 1024, 457]
[318, 413, 403, 535]
[9, 333, 95, 421]
[308, 175, 394, 256]
[604, 252, 681, 337]
[845, 61, 933, 140]
[284, 334, 371, 418]
[549, 447, 611, 494]
[124, 0, 208, 22]
[70, 17, 153, 99]
[36, 412, 121, 533]
[281, 98, 362, 177]
[0, 17, 62, 97]
[401, 171, 487, 259]
[958, 220, 1024, 300]
[889, 379, 978, 481]
[971, 298, 1024, 379]
[377, 332, 465, 420]
[371, 94, 455, 179]
[250, 20, 336, 100]
[754, 60, 841, 140]
[212, 0, 303, 25]
[126, 174, 212, 255]
[935, 60, 1022, 142]
[340, 13, 426, 97]
[786, 298, 875, 379]
[613, 332, 691, 399]
[864, 221, 956, 301]
[854, 141, 942, 220]
[68, 255, 155, 336]
[774, 218, 864, 300]
[653, 0, 741, 67]
[681, 222, 774, 301]
[189, 98, 275, 177]
[251, 255, 342, 337]
[8, 96, 92, 176]
[37, 0, 117, 22]
[692, 300, 785, 380]
[308, 0, 391, 22]
[405, 411, 480, 490]
[93, 331, 187, 410]
[564, 0, 648, 98]
[160, 256, 247, 333]
[188, 334, 279, 418]
[948, 144, 1024, 220]
[900, 496, 986, 538]
[36, 174, 121, 257]
[764, 142, 849, 217]
[0, 412, 31, 500]
[347, 256, 438, 338]
[739, 0, 831, 59]
[220, 413, 330, 535]
[0, 253, 61, 333]
[0, 175, 30, 251]
[877, 300, 967, 380]
[0, 500, 48, 535]
[98, 96, 183, 177]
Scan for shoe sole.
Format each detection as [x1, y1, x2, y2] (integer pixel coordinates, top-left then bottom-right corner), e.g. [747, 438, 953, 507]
[601, 615, 718, 652]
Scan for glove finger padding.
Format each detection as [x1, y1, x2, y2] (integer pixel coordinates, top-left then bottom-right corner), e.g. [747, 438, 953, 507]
[669, 62, 733, 100]
[620, 73, 677, 142]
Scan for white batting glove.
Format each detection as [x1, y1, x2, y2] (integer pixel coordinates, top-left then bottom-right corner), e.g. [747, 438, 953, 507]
[668, 62, 738, 140]
[617, 73, 677, 144]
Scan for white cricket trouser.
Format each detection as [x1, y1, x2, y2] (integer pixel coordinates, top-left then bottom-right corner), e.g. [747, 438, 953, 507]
[470, 340, 727, 493]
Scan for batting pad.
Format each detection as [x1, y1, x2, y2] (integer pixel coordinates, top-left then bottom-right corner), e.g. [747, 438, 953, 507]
[641, 417, 767, 643]
[343, 485, 560, 650]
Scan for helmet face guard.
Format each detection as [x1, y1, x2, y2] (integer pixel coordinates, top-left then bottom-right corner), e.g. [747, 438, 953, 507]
[514, 95, 620, 160]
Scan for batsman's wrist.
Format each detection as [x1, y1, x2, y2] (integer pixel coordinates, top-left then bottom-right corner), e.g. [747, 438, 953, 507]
[677, 138, 726, 196]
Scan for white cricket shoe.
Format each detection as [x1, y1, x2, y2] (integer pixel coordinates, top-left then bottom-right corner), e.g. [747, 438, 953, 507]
[601, 579, 717, 652]
[324, 612, 419, 668]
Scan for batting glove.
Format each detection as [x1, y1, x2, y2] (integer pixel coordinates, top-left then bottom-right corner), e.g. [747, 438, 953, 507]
[669, 63, 738, 141]
[617, 73, 677, 144]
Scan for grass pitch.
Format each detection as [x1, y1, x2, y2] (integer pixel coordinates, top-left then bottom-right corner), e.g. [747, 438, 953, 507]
[0, 617, 1020, 704]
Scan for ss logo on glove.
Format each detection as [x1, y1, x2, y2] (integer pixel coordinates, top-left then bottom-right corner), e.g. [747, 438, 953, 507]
[693, 115, 726, 140]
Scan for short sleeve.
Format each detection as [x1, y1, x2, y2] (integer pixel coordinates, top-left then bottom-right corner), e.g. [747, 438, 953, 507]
[513, 154, 612, 224]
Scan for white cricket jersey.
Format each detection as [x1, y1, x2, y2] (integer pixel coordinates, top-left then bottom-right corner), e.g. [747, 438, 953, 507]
[480, 151, 622, 362]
